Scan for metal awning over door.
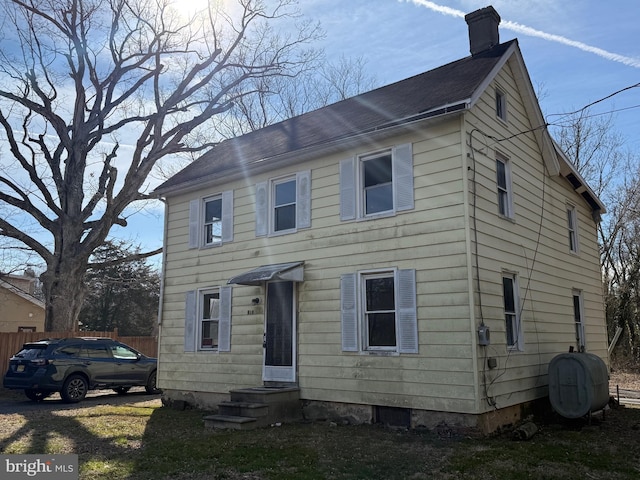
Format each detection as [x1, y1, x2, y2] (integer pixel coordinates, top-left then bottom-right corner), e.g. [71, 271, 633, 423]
[227, 262, 304, 286]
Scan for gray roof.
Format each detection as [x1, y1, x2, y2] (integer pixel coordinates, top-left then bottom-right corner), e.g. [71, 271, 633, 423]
[155, 41, 516, 195]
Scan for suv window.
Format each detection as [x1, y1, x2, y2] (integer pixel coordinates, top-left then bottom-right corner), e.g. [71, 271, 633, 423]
[111, 344, 139, 360]
[14, 346, 47, 359]
[56, 345, 82, 357]
[81, 344, 111, 359]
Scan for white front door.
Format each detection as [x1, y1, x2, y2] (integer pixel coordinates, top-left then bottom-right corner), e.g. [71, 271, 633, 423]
[263, 281, 296, 383]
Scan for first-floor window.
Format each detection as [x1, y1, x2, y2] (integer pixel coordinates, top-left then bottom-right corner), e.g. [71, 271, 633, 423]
[502, 273, 523, 350]
[341, 268, 418, 354]
[363, 272, 397, 349]
[200, 289, 220, 349]
[573, 290, 585, 351]
[184, 286, 232, 353]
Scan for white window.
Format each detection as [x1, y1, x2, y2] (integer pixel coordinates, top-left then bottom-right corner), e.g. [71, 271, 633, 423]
[184, 287, 232, 352]
[496, 154, 513, 218]
[502, 273, 523, 350]
[567, 205, 579, 253]
[255, 171, 311, 236]
[340, 143, 414, 221]
[496, 88, 507, 121]
[200, 289, 220, 349]
[188, 191, 234, 248]
[362, 152, 393, 216]
[341, 269, 418, 354]
[204, 196, 222, 246]
[272, 177, 297, 232]
[573, 290, 586, 351]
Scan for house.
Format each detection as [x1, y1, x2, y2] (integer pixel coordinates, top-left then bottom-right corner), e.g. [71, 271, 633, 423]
[153, 6, 608, 432]
[0, 273, 45, 332]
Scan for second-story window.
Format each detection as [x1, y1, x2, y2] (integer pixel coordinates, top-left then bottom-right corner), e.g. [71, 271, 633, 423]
[496, 153, 514, 218]
[204, 196, 222, 246]
[362, 152, 393, 215]
[273, 178, 297, 232]
[255, 170, 311, 237]
[567, 205, 579, 253]
[188, 191, 234, 249]
[340, 143, 414, 221]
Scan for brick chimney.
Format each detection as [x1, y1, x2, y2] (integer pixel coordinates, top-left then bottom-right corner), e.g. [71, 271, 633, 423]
[465, 6, 501, 56]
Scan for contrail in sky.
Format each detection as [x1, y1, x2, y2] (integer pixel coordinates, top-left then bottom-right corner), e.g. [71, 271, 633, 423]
[407, 0, 640, 68]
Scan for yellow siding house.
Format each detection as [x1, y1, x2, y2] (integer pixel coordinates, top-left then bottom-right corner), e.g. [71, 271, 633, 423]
[153, 7, 607, 432]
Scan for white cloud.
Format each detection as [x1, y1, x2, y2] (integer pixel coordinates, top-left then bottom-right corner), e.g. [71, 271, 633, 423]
[406, 0, 640, 68]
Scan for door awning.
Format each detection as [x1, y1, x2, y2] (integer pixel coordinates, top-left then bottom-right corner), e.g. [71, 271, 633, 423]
[227, 262, 304, 286]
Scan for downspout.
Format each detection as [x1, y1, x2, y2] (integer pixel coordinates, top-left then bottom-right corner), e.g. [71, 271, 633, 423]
[460, 114, 482, 414]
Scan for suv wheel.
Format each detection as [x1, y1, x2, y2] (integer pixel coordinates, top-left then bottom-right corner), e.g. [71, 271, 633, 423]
[24, 389, 52, 402]
[145, 370, 160, 394]
[61, 374, 88, 403]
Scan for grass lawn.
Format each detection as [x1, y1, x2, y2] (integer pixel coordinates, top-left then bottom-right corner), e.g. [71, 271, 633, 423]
[1, 395, 640, 479]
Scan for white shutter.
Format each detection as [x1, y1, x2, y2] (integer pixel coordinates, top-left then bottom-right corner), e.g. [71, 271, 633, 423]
[396, 269, 418, 354]
[221, 190, 234, 243]
[296, 170, 311, 229]
[341, 273, 359, 351]
[188, 199, 200, 249]
[184, 290, 197, 352]
[255, 181, 268, 237]
[340, 157, 356, 221]
[218, 286, 232, 352]
[393, 143, 414, 212]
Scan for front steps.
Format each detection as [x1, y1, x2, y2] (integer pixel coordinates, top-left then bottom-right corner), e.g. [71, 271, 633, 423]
[204, 386, 301, 430]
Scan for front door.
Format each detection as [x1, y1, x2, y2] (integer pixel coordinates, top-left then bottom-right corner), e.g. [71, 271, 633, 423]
[263, 281, 296, 383]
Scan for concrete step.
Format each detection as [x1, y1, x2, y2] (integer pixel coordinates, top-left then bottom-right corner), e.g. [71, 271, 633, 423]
[218, 401, 269, 418]
[229, 386, 300, 404]
[203, 414, 259, 430]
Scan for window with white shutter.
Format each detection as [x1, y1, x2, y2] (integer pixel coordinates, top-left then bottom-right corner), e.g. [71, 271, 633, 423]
[185, 286, 233, 352]
[340, 268, 418, 354]
[188, 191, 234, 248]
[255, 170, 311, 236]
[339, 143, 413, 221]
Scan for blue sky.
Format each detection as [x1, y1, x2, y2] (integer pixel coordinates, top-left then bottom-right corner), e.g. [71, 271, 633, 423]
[13, 0, 640, 270]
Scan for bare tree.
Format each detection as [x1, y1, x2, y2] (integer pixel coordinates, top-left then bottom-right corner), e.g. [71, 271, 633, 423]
[210, 54, 377, 139]
[0, 0, 321, 330]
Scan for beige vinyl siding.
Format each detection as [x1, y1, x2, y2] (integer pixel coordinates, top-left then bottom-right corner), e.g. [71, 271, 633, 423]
[158, 56, 606, 418]
[158, 117, 482, 413]
[464, 60, 607, 411]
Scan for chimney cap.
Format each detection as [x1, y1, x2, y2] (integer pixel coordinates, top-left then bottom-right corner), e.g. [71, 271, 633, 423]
[465, 5, 501, 56]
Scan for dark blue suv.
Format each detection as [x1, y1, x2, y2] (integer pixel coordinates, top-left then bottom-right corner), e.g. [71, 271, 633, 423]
[3, 337, 159, 403]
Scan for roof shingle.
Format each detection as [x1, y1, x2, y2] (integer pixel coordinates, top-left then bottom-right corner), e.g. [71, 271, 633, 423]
[155, 40, 515, 195]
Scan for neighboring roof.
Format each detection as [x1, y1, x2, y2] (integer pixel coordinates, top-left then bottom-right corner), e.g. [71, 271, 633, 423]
[228, 262, 305, 286]
[0, 279, 45, 309]
[154, 41, 516, 196]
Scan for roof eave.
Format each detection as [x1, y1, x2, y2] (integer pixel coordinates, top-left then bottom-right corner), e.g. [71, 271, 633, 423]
[153, 107, 466, 198]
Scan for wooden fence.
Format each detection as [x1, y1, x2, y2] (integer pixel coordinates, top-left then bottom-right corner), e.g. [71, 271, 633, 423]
[0, 331, 158, 379]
